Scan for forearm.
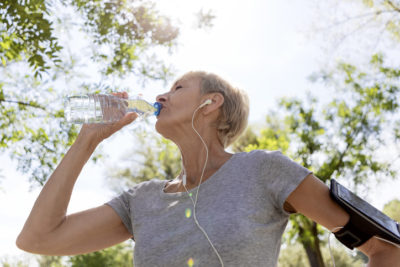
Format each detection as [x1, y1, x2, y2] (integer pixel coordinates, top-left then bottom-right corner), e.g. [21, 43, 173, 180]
[18, 134, 99, 240]
[358, 237, 400, 267]
[367, 252, 400, 267]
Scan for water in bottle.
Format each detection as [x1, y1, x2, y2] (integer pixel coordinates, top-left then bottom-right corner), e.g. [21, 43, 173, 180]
[65, 94, 162, 124]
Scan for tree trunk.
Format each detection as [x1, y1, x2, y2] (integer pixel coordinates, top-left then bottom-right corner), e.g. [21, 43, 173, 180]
[299, 222, 325, 267]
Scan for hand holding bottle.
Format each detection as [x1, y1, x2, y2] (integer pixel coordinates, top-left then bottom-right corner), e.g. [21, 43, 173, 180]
[76, 92, 138, 146]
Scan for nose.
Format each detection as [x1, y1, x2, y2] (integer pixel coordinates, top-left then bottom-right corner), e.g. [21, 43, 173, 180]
[156, 92, 167, 104]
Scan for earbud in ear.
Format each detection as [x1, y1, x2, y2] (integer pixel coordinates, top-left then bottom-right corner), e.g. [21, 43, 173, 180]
[199, 99, 212, 108]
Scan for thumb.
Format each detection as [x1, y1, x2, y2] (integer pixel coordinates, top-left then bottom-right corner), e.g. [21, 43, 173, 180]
[115, 112, 138, 130]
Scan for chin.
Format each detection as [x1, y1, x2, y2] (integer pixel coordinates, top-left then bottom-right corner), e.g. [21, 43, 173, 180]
[155, 118, 177, 142]
[155, 118, 169, 138]
[155, 118, 163, 134]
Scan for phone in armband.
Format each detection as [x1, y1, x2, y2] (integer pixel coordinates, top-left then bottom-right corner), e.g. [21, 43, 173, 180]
[329, 179, 400, 249]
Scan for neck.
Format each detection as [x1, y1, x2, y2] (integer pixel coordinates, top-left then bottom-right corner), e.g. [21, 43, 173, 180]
[174, 128, 231, 189]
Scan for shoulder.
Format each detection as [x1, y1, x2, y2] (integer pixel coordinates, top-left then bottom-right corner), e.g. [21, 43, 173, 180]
[237, 149, 283, 157]
[124, 179, 165, 198]
[235, 149, 286, 163]
[235, 150, 309, 179]
[231, 150, 292, 174]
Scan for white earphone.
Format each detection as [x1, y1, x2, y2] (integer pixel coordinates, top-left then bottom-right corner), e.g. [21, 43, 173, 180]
[199, 99, 212, 108]
[182, 99, 212, 186]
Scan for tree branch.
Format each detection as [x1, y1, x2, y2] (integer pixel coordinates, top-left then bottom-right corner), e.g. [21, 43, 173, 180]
[0, 98, 47, 111]
[318, 9, 395, 32]
[321, 112, 368, 180]
[386, 0, 400, 13]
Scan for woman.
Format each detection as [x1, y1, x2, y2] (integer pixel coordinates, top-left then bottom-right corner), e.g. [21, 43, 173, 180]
[17, 71, 400, 266]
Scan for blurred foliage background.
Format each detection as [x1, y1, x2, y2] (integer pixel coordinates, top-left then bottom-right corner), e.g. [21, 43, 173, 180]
[1, 0, 399, 266]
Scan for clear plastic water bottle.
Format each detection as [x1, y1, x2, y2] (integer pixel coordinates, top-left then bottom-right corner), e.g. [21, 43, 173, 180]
[65, 94, 162, 124]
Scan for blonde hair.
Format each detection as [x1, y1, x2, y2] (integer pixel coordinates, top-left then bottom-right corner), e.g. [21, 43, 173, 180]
[180, 71, 249, 148]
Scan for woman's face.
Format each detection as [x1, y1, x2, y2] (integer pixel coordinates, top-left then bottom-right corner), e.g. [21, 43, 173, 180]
[155, 75, 204, 138]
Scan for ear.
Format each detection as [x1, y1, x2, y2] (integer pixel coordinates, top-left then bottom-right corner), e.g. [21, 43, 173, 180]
[202, 93, 224, 115]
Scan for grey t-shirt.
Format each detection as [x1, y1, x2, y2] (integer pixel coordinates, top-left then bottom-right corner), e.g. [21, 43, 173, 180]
[106, 150, 311, 267]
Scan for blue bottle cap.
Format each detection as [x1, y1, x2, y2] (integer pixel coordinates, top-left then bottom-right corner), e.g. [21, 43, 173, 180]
[153, 102, 162, 116]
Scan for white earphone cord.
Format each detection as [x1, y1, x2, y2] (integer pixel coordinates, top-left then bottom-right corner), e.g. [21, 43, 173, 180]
[328, 227, 343, 267]
[180, 101, 225, 267]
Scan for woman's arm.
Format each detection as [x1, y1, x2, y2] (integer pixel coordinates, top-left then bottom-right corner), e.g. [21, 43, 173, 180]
[285, 174, 400, 267]
[16, 97, 137, 255]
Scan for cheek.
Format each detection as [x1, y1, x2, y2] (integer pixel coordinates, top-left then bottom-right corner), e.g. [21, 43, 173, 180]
[156, 99, 198, 128]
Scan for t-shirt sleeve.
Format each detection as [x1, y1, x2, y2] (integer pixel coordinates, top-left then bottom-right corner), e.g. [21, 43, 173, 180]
[106, 189, 135, 237]
[261, 150, 312, 214]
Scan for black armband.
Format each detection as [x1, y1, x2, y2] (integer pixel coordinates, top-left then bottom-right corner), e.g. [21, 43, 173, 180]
[333, 219, 372, 249]
[330, 179, 400, 250]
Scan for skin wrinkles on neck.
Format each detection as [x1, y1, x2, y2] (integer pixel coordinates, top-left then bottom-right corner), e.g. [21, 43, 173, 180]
[164, 121, 233, 193]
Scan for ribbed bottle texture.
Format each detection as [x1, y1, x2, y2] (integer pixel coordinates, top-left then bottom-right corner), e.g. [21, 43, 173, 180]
[65, 94, 161, 124]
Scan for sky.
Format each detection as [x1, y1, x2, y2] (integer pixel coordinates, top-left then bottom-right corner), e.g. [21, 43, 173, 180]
[1, 0, 400, 263]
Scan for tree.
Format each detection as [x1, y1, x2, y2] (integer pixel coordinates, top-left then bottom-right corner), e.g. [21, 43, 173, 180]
[0, 0, 179, 78]
[356, 0, 400, 42]
[36, 255, 64, 267]
[278, 242, 310, 267]
[321, 244, 365, 267]
[0, 255, 31, 267]
[277, 240, 365, 267]
[310, 0, 400, 62]
[68, 242, 133, 267]
[0, 0, 180, 185]
[107, 129, 182, 188]
[383, 198, 400, 221]
[0, 0, 62, 77]
[35, 243, 134, 267]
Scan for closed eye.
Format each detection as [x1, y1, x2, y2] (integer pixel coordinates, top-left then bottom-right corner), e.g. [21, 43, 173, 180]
[175, 85, 183, 90]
